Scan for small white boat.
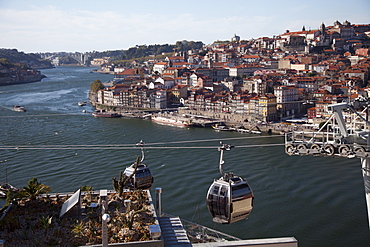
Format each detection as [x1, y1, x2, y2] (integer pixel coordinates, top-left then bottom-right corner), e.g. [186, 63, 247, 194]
[250, 130, 262, 134]
[212, 124, 233, 131]
[236, 128, 249, 133]
[78, 101, 87, 106]
[13, 105, 26, 112]
[236, 128, 261, 134]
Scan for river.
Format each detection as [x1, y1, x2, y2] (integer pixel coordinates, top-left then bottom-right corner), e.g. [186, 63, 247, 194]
[0, 66, 369, 246]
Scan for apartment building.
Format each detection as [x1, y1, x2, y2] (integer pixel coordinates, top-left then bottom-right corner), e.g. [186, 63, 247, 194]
[274, 85, 300, 117]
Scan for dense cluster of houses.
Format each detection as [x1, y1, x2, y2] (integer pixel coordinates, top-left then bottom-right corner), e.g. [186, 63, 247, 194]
[94, 20, 370, 123]
[0, 66, 45, 86]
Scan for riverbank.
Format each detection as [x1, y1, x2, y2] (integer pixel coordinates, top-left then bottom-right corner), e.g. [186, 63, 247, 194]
[92, 104, 315, 135]
[0, 74, 46, 86]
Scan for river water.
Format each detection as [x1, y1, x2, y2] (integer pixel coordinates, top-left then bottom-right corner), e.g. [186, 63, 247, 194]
[0, 66, 369, 246]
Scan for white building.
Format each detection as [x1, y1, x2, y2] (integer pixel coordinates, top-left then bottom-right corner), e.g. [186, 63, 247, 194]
[114, 67, 126, 73]
[152, 62, 168, 75]
[155, 77, 175, 89]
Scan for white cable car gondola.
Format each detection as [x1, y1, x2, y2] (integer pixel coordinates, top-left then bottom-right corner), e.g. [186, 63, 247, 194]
[206, 142, 254, 224]
[124, 140, 154, 190]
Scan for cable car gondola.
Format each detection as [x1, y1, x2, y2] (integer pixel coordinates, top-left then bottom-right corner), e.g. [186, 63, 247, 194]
[206, 142, 254, 224]
[123, 140, 154, 190]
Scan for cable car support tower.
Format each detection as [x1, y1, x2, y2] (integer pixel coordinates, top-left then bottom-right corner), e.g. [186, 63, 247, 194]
[285, 102, 370, 228]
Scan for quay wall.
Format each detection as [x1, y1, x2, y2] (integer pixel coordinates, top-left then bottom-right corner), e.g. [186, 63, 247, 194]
[177, 108, 315, 134]
[88, 101, 316, 134]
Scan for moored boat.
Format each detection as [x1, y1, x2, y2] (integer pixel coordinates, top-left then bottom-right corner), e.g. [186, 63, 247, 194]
[92, 110, 121, 118]
[236, 128, 262, 134]
[78, 101, 87, 106]
[0, 182, 20, 192]
[151, 115, 191, 127]
[212, 123, 233, 131]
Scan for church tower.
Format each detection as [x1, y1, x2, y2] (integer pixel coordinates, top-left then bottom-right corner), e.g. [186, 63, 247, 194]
[208, 57, 213, 69]
[182, 51, 188, 63]
[320, 22, 326, 35]
[231, 34, 240, 42]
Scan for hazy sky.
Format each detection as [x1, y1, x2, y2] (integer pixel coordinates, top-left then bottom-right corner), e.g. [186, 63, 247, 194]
[0, 0, 369, 53]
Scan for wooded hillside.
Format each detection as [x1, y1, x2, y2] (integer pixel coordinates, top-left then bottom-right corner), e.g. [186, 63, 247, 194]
[0, 49, 53, 69]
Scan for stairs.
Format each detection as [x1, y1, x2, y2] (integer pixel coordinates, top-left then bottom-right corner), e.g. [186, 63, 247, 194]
[158, 217, 191, 247]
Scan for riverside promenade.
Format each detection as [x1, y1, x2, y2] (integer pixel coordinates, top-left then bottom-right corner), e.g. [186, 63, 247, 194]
[149, 112, 315, 135]
[92, 104, 317, 135]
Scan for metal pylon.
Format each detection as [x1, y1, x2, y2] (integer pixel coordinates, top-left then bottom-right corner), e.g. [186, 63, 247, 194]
[361, 158, 370, 229]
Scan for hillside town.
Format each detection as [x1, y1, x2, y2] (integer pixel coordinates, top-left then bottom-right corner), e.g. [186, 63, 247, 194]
[90, 20, 370, 126]
[0, 49, 53, 85]
[0, 66, 45, 86]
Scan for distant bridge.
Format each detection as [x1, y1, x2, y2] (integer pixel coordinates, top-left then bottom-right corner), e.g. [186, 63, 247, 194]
[40, 53, 90, 66]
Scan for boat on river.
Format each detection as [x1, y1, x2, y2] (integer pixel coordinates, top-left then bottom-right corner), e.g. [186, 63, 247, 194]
[13, 105, 26, 112]
[92, 110, 121, 118]
[78, 101, 87, 106]
[151, 115, 191, 127]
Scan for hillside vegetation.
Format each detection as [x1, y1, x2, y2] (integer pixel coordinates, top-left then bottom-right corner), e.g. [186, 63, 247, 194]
[88, 41, 204, 65]
[0, 49, 53, 69]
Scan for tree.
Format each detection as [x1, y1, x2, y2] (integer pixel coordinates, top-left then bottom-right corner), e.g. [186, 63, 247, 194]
[0, 58, 11, 68]
[306, 71, 318, 77]
[90, 79, 105, 93]
[319, 121, 328, 130]
[39, 215, 53, 239]
[112, 156, 140, 197]
[5, 189, 15, 206]
[198, 50, 207, 56]
[81, 185, 93, 202]
[72, 221, 85, 239]
[81, 185, 93, 192]
[19, 177, 52, 200]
